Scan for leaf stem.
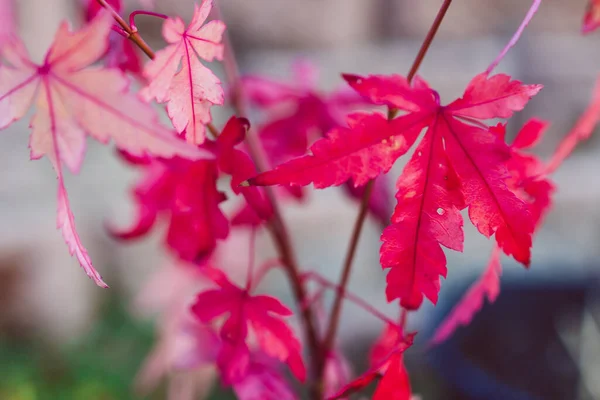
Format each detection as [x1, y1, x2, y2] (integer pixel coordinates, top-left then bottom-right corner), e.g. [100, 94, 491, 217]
[301, 272, 399, 327]
[206, 122, 220, 138]
[317, 0, 453, 396]
[406, 0, 453, 83]
[485, 0, 541, 75]
[95, 0, 156, 60]
[251, 258, 284, 291]
[129, 10, 169, 33]
[245, 227, 257, 291]
[111, 25, 129, 38]
[320, 179, 374, 360]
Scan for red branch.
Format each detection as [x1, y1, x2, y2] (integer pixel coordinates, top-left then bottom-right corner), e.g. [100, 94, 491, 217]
[302, 272, 399, 327]
[95, 0, 155, 59]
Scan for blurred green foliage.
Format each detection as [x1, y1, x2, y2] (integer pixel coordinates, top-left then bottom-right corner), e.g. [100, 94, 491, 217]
[0, 293, 157, 400]
[0, 292, 236, 400]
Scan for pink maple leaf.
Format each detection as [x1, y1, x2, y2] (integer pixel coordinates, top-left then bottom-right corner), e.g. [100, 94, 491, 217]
[583, 0, 600, 33]
[242, 61, 361, 167]
[142, 0, 225, 144]
[0, 0, 15, 43]
[133, 260, 218, 399]
[110, 157, 229, 263]
[342, 174, 392, 227]
[0, 13, 205, 287]
[242, 60, 391, 224]
[250, 70, 539, 307]
[323, 351, 353, 399]
[191, 267, 306, 384]
[232, 353, 298, 400]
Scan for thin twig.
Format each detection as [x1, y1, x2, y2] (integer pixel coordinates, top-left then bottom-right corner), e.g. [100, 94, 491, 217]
[111, 25, 129, 38]
[317, 0, 454, 396]
[302, 272, 399, 327]
[245, 227, 257, 291]
[206, 122, 220, 138]
[129, 10, 169, 33]
[96, 0, 156, 59]
[485, 0, 542, 75]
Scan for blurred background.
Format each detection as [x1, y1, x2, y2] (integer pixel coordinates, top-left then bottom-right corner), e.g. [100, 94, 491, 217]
[2, 0, 600, 399]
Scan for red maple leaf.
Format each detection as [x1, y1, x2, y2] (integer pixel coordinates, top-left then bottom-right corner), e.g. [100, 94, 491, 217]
[109, 157, 229, 263]
[0, 13, 205, 287]
[142, 0, 225, 144]
[431, 117, 557, 345]
[214, 117, 272, 221]
[369, 322, 403, 368]
[371, 354, 412, 400]
[430, 74, 600, 341]
[322, 351, 353, 399]
[381, 116, 465, 309]
[191, 268, 306, 384]
[83, 0, 122, 21]
[249, 71, 541, 308]
[111, 117, 273, 260]
[329, 329, 414, 400]
[248, 111, 422, 188]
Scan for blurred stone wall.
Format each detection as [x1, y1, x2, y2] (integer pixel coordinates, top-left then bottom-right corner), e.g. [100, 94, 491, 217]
[2, 0, 600, 345]
[132, 1, 590, 47]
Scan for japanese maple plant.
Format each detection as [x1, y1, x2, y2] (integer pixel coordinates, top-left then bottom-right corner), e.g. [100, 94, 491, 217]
[1, 0, 600, 399]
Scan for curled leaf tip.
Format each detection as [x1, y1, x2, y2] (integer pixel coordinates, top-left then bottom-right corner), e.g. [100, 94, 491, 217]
[341, 73, 362, 84]
[237, 117, 251, 130]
